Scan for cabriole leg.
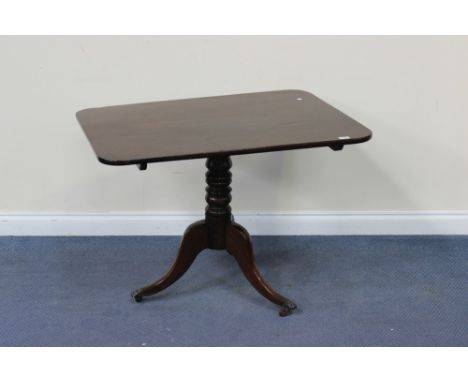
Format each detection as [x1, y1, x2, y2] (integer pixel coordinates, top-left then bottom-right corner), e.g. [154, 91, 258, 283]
[226, 222, 297, 316]
[131, 220, 208, 302]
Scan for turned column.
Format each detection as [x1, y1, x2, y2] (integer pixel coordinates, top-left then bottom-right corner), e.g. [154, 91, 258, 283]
[205, 156, 232, 249]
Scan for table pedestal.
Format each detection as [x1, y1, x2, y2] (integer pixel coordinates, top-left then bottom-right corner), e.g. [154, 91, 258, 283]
[131, 156, 297, 316]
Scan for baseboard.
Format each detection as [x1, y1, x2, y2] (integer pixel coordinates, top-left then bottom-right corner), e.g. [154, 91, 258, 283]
[1, 212, 468, 236]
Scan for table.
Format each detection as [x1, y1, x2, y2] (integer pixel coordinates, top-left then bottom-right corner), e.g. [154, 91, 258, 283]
[76, 90, 372, 316]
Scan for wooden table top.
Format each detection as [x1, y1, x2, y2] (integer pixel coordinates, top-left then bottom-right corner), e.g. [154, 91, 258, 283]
[76, 90, 372, 165]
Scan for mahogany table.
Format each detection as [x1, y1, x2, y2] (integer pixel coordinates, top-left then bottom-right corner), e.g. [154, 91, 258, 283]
[76, 90, 372, 316]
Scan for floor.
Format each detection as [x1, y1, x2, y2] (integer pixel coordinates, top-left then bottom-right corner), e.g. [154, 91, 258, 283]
[0, 236, 466, 346]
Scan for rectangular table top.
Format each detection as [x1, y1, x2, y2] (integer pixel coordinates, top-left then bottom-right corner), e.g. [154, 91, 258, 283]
[76, 90, 372, 165]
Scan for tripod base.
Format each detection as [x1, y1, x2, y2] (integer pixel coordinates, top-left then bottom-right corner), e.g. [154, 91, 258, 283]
[131, 219, 296, 316]
[132, 156, 296, 317]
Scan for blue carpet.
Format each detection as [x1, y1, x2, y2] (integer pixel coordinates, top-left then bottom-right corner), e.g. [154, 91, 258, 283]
[0, 236, 466, 346]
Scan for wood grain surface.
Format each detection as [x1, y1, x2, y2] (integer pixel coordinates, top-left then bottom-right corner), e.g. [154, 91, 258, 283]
[76, 90, 372, 165]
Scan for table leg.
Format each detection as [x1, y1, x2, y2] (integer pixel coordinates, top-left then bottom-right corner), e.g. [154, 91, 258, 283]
[131, 220, 208, 302]
[226, 222, 297, 316]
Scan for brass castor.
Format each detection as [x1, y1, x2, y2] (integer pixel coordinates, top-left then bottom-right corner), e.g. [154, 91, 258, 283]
[131, 289, 144, 303]
[279, 301, 297, 317]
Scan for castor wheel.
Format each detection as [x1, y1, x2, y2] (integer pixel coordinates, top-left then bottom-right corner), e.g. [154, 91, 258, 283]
[131, 289, 144, 303]
[279, 300, 297, 317]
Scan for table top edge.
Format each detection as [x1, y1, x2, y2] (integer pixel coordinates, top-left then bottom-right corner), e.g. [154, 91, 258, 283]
[96, 132, 372, 166]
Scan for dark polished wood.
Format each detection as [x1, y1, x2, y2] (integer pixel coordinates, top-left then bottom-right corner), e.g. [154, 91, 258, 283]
[131, 156, 296, 316]
[77, 90, 372, 316]
[205, 156, 232, 249]
[76, 90, 372, 165]
[131, 220, 208, 302]
[226, 222, 296, 316]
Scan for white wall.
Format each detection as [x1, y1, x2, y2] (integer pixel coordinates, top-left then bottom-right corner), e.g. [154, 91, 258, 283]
[1, 36, 467, 218]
